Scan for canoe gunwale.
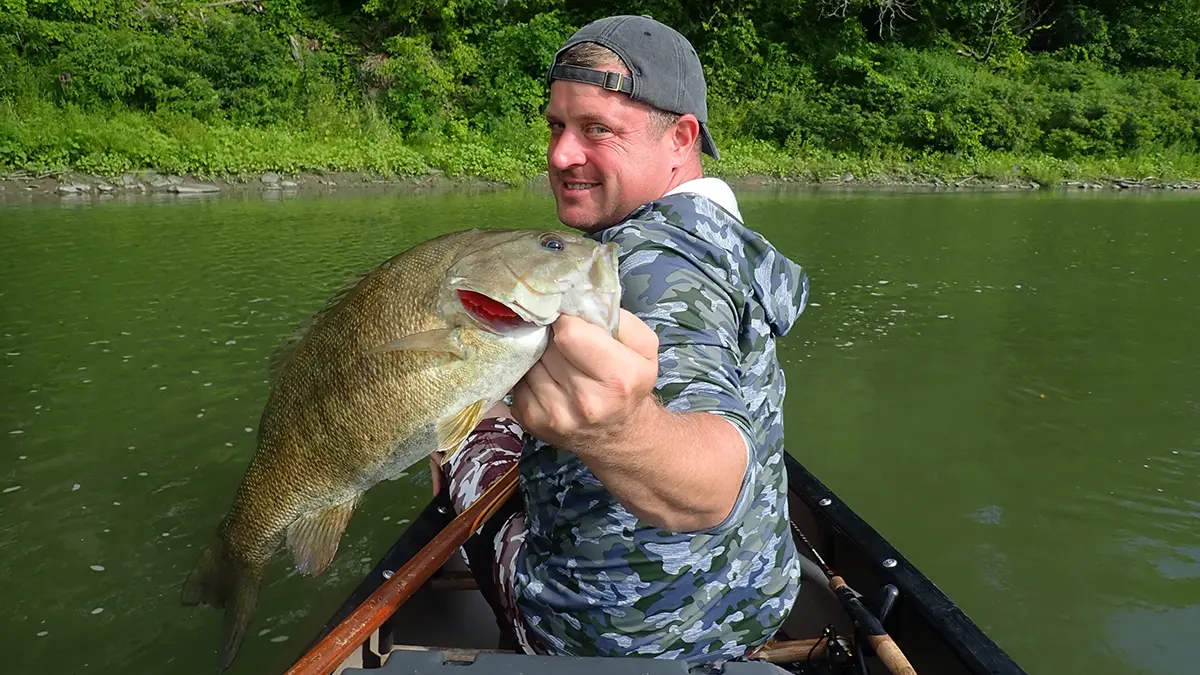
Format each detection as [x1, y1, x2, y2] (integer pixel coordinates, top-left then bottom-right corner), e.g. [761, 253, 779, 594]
[783, 455, 1027, 675]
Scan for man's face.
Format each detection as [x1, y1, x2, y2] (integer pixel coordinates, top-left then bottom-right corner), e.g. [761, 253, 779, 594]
[544, 76, 678, 232]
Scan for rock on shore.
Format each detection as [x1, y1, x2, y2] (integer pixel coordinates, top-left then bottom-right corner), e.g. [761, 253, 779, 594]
[0, 170, 511, 204]
[1, 169, 1197, 204]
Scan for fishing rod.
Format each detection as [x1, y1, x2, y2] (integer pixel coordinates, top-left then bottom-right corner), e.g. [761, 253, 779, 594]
[790, 520, 918, 675]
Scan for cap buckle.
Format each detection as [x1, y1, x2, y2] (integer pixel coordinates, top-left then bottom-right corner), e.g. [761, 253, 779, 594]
[601, 71, 624, 92]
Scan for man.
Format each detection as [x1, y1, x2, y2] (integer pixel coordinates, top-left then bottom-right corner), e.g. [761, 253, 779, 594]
[434, 14, 810, 663]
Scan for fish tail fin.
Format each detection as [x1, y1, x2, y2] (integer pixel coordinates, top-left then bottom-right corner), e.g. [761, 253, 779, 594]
[181, 535, 262, 671]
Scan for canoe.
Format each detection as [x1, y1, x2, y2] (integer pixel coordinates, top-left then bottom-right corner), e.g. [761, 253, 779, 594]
[290, 452, 1028, 675]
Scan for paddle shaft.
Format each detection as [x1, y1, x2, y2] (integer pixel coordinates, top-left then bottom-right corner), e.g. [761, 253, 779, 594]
[285, 464, 520, 675]
[791, 522, 918, 675]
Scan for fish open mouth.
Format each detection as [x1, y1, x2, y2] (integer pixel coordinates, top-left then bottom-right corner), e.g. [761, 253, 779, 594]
[457, 290, 535, 332]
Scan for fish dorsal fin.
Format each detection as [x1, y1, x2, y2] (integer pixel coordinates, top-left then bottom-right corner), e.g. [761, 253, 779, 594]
[285, 497, 359, 577]
[436, 399, 490, 465]
[267, 269, 373, 382]
[366, 327, 471, 360]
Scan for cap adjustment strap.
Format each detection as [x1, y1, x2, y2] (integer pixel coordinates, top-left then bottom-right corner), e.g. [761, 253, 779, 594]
[549, 64, 634, 95]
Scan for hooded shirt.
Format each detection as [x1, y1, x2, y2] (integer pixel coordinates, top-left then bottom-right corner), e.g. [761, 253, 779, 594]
[513, 178, 810, 662]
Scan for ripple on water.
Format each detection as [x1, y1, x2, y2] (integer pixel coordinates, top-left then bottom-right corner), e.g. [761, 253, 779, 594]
[967, 504, 1005, 526]
[1106, 604, 1200, 674]
[1123, 536, 1200, 581]
[1087, 489, 1200, 537]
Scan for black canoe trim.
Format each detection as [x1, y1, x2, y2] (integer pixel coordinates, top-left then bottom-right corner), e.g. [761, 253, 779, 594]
[783, 453, 1027, 675]
[306, 455, 1027, 675]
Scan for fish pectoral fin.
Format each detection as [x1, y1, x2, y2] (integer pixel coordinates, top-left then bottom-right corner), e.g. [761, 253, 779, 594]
[435, 399, 490, 466]
[367, 327, 470, 360]
[285, 498, 359, 577]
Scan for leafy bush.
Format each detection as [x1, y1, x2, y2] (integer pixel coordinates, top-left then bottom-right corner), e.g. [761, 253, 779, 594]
[2, 0, 1199, 178]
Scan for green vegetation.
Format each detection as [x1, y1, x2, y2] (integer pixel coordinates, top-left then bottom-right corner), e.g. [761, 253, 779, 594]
[2, 0, 1199, 184]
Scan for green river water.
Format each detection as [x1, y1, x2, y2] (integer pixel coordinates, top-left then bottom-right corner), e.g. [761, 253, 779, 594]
[2, 186, 1198, 675]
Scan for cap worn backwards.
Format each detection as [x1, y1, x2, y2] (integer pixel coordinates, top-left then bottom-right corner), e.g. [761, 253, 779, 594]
[546, 15, 720, 160]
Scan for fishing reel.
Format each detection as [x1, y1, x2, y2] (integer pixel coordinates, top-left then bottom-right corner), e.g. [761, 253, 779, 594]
[818, 624, 860, 675]
[804, 583, 901, 675]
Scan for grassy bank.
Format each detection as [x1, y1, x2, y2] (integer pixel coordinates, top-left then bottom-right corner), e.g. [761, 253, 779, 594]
[0, 99, 542, 183]
[5, 99, 1199, 189]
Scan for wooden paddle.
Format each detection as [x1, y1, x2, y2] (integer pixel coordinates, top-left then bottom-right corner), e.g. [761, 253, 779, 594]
[285, 464, 520, 675]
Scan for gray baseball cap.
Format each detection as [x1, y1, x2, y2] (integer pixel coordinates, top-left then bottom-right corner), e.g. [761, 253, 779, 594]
[547, 15, 719, 160]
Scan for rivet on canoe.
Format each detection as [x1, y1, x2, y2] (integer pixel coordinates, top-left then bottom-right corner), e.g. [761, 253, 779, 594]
[382, 569, 394, 579]
[882, 558, 897, 568]
[818, 498, 832, 507]
[437, 505, 450, 515]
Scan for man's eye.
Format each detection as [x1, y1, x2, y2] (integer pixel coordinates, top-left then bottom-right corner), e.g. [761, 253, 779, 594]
[588, 125, 611, 135]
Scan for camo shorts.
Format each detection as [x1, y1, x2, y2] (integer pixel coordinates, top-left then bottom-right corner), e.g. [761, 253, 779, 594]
[443, 416, 544, 655]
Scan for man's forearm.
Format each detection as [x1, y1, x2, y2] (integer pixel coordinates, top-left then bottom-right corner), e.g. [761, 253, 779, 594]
[572, 395, 748, 533]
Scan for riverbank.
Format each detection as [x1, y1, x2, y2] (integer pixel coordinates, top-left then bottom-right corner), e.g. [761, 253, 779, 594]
[0, 168, 512, 205]
[6, 97, 1200, 206]
[6, 1, 1200, 208]
[4, 163, 1198, 206]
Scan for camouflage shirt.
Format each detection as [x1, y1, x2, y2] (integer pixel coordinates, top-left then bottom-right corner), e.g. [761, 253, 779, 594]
[512, 180, 810, 662]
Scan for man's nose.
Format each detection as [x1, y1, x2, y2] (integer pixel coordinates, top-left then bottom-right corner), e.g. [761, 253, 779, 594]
[548, 130, 585, 170]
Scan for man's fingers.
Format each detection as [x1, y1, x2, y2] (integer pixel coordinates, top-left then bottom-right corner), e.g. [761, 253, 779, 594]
[523, 360, 563, 399]
[513, 360, 569, 436]
[551, 313, 657, 381]
[547, 316, 612, 380]
[510, 379, 541, 432]
[536, 340, 576, 391]
[615, 308, 659, 360]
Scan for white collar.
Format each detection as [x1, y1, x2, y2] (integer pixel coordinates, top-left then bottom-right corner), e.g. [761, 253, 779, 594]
[664, 177, 743, 222]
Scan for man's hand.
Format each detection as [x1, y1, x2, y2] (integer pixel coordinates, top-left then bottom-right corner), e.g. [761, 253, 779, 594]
[511, 310, 747, 533]
[511, 309, 659, 455]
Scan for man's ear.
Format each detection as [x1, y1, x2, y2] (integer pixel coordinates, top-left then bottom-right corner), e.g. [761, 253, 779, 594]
[671, 114, 701, 160]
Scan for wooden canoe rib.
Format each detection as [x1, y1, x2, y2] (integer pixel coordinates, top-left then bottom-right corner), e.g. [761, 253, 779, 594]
[290, 453, 1028, 675]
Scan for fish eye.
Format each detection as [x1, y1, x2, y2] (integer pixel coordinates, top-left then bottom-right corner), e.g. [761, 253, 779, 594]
[539, 233, 565, 251]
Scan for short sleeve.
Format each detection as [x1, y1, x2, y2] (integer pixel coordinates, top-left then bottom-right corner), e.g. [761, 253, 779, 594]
[605, 224, 759, 535]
